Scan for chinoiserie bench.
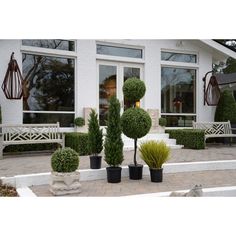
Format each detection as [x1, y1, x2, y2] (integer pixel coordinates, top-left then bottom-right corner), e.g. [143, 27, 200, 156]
[0, 122, 64, 159]
[192, 121, 236, 143]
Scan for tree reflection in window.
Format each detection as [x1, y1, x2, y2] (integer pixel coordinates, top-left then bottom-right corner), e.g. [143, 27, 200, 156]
[22, 54, 74, 112]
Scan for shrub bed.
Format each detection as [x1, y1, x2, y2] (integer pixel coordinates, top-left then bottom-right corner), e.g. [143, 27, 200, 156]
[0, 181, 18, 197]
[65, 132, 91, 156]
[166, 129, 205, 149]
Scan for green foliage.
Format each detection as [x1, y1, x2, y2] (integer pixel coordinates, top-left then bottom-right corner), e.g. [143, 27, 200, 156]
[214, 90, 236, 123]
[51, 147, 79, 172]
[166, 129, 205, 149]
[65, 132, 90, 155]
[104, 96, 124, 167]
[121, 107, 152, 139]
[123, 77, 146, 103]
[223, 57, 236, 74]
[88, 109, 103, 156]
[159, 117, 167, 127]
[74, 117, 85, 127]
[139, 141, 170, 169]
[4, 143, 58, 153]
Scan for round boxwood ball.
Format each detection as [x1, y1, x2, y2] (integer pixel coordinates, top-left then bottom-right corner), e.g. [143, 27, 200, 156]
[123, 77, 146, 102]
[121, 107, 152, 139]
[51, 147, 79, 173]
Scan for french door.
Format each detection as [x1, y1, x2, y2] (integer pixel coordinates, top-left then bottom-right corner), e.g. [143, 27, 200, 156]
[97, 61, 144, 126]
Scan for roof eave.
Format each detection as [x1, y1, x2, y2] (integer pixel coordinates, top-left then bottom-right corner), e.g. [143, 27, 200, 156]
[200, 39, 236, 59]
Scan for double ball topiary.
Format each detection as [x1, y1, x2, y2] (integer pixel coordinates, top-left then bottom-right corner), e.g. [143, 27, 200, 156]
[123, 77, 146, 102]
[121, 107, 152, 139]
[51, 147, 79, 173]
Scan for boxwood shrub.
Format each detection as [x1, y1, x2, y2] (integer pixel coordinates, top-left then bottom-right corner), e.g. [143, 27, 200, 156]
[65, 132, 91, 156]
[166, 129, 205, 149]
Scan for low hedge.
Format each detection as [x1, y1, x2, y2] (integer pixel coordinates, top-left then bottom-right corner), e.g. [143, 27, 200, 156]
[4, 143, 58, 153]
[65, 132, 91, 156]
[166, 129, 205, 149]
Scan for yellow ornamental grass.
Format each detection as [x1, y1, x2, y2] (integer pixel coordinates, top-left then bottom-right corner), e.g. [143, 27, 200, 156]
[139, 140, 170, 169]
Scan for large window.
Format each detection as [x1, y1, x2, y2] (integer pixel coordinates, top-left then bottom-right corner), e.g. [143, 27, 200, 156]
[22, 53, 75, 127]
[161, 66, 196, 127]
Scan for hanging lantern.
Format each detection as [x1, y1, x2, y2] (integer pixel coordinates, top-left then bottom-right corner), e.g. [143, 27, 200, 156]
[205, 75, 221, 106]
[1, 52, 23, 99]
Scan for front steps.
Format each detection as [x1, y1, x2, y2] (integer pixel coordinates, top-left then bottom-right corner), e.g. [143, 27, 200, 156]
[122, 133, 183, 150]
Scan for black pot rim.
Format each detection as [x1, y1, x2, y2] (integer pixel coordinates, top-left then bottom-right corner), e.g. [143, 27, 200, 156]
[106, 166, 122, 170]
[128, 164, 143, 168]
[90, 155, 102, 158]
[149, 167, 163, 170]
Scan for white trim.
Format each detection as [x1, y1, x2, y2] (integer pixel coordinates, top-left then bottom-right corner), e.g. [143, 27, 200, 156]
[200, 40, 236, 59]
[23, 111, 75, 114]
[96, 54, 145, 64]
[17, 187, 37, 197]
[161, 113, 196, 116]
[21, 45, 77, 58]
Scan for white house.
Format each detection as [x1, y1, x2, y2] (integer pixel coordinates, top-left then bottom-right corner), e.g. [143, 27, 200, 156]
[0, 39, 236, 132]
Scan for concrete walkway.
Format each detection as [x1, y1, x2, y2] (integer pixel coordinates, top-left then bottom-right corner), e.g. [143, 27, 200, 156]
[31, 169, 236, 197]
[1, 144, 236, 177]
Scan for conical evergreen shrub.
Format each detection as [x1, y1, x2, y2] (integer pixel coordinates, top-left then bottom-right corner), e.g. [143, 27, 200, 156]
[88, 109, 103, 156]
[214, 90, 236, 123]
[104, 96, 124, 167]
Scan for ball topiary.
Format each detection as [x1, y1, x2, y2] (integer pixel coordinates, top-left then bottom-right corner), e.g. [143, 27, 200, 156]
[74, 117, 85, 127]
[121, 107, 152, 139]
[159, 117, 167, 127]
[51, 147, 79, 173]
[123, 77, 146, 103]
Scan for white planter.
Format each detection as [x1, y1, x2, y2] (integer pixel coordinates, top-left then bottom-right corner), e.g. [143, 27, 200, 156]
[50, 170, 82, 196]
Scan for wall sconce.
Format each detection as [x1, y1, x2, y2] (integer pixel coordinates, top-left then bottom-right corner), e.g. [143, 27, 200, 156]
[135, 101, 140, 107]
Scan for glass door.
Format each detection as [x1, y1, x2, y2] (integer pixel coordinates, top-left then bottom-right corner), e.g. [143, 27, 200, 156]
[98, 61, 143, 125]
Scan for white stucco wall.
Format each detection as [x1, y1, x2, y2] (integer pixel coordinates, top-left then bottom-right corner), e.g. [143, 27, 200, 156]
[0, 39, 227, 126]
[0, 40, 22, 124]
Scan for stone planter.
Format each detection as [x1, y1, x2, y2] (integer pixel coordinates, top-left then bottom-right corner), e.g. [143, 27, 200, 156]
[50, 170, 81, 196]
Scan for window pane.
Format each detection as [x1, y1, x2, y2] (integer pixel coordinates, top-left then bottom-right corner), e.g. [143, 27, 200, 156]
[22, 40, 75, 51]
[123, 67, 140, 110]
[99, 65, 117, 126]
[22, 54, 74, 112]
[161, 67, 196, 113]
[161, 52, 197, 63]
[97, 44, 142, 58]
[161, 115, 196, 127]
[23, 113, 75, 127]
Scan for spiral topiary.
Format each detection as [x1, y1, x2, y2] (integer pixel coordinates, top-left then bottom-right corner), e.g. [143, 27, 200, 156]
[123, 77, 146, 102]
[121, 107, 152, 139]
[51, 147, 79, 173]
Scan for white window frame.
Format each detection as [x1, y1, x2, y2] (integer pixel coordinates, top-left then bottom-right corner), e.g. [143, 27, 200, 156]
[160, 49, 199, 127]
[21, 40, 77, 131]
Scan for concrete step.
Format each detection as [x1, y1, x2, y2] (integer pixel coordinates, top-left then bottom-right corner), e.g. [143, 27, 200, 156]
[122, 132, 182, 150]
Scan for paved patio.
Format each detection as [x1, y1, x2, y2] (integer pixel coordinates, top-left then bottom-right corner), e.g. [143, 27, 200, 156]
[1, 144, 236, 177]
[31, 169, 236, 197]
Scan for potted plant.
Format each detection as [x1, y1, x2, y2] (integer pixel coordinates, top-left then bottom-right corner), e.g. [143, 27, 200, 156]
[121, 78, 152, 180]
[104, 96, 124, 183]
[139, 140, 170, 182]
[50, 147, 81, 195]
[88, 109, 103, 169]
[74, 117, 85, 132]
[159, 117, 167, 133]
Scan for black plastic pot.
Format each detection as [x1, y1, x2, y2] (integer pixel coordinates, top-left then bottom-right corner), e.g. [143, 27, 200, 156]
[150, 168, 163, 182]
[106, 167, 122, 183]
[90, 155, 102, 169]
[128, 164, 143, 180]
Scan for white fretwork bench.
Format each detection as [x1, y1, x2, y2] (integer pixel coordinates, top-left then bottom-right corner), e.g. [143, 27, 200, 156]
[0, 122, 65, 159]
[192, 121, 236, 143]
